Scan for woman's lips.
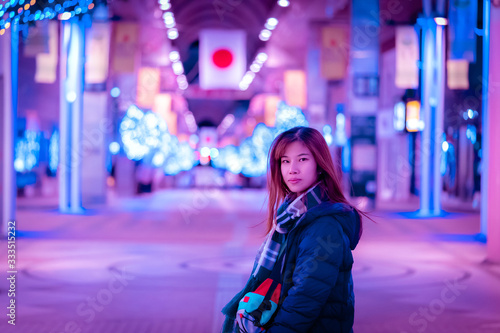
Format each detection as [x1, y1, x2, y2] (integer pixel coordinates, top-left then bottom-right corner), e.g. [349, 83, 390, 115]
[288, 179, 301, 184]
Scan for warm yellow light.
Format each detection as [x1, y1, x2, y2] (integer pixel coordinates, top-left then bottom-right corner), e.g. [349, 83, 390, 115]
[406, 100, 422, 132]
[5, 22, 11, 29]
[88, 3, 95, 10]
[30, 0, 36, 5]
[0, 29, 5, 35]
[24, 4, 30, 10]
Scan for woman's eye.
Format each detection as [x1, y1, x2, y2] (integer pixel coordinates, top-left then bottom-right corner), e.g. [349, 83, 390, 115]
[281, 160, 289, 164]
[300, 158, 308, 162]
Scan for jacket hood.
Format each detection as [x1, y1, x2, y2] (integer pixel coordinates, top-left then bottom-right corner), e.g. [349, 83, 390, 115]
[300, 201, 361, 250]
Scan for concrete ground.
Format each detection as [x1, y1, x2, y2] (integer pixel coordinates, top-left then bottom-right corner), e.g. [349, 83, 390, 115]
[0, 188, 499, 333]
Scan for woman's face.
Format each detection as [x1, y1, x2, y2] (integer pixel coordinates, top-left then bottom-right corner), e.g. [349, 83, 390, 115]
[280, 141, 319, 195]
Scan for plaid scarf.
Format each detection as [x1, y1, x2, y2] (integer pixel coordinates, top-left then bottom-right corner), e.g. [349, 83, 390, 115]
[221, 182, 326, 332]
[252, 182, 324, 279]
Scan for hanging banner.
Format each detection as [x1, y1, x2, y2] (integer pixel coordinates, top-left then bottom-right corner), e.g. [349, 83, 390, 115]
[264, 95, 281, 127]
[284, 70, 307, 109]
[395, 26, 419, 89]
[136, 67, 160, 109]
[140, 25, 170, 67]
[199, 29, 246, 90]
[350, 116, 377, 198]
[448, 0, 477, 62]
[34, 21, 58, 84]
[153, 93, 177, 135]
[320, 26, 348, 80]
[86, 22, 111, 84]
[112, 22, 139, 73]
[24, 20, 50, 57]
[447, 59, 469, 90]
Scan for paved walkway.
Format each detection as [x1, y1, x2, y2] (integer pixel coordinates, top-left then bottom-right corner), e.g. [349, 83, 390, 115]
[0, 189, 499, 333]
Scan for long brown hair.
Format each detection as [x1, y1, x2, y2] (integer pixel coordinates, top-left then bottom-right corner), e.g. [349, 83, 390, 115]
[266, 126, 364, 236]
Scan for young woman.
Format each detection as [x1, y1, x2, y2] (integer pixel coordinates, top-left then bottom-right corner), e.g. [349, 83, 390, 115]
[222, 126, 364, 333]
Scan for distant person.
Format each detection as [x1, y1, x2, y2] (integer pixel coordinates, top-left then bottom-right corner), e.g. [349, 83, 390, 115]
[221, 126, 365, 333]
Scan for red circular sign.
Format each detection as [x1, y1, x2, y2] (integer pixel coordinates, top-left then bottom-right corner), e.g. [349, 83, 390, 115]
[212, 49, 233, 68]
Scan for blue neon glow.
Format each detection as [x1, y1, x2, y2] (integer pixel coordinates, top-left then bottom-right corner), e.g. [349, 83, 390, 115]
[200, 146, 210, 157]
[120, 105, 167, 161]
[212, 145, 242, 174]
[14, 130, 40, 173]
[442, 141, 449, 152]
[342, 140, 350, 172]
[117, 100, 343, 178]
[49, 129, 59, 174]
[466, 125, 477, 144]
[323, 125, 333, 146]
[0, 0, 90, 29]
[275, 102, 308, 134]
[152, 151, 166, 167]
[336, 113, 347, 146]
[441, 142, 448, 176]
[239, 123, 276, 177]
[109, 141, 120, 155]
[164, 140, 197, 175]
[119, 105, 198, 175]
[210, 148, 219, 159]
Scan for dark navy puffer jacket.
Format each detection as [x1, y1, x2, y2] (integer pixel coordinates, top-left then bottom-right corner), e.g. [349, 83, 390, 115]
[267, 202, 361, 333]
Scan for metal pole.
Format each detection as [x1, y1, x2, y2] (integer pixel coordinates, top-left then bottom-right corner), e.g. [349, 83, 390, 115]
[420, 20, 434, 215]
[59, 18, 84, 213]
[59, 21, 70, 212]
[68, 18, 84, 213]
[433, 23, 445, 215]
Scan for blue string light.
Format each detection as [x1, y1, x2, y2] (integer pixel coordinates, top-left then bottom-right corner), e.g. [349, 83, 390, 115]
[49, 130, 59, 174]
[118, 102, 314, 177]
[0, 0, 95, 31]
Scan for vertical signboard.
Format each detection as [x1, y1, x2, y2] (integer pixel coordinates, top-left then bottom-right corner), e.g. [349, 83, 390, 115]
[350, 116, 377, 198]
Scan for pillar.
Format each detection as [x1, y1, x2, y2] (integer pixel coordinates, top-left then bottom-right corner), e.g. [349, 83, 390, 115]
[59, 18, 85, 213]
[1, 23, 19, 235]
[484, 0, 500, 262]
[348, 0, 380, 202]
[418, 0, 446, 216]
[82, 18, 111, 206]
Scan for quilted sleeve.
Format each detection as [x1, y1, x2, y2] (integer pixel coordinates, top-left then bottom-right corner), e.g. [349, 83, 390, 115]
[267, 217, 345, 333]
